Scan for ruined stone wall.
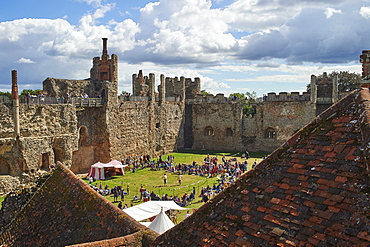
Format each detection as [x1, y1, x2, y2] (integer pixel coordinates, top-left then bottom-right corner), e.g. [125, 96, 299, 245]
[191, 102, 243, 151]
[70, 106, 110, 173]
[0, 104, 13, 138]
[43, 78, 90, 98]
[0, 104, 78, 175]
[154, 102, 185, 155]
[185, 78, 200, 99]
[244, 100, 316, 152]
[107, 101, 185, 160]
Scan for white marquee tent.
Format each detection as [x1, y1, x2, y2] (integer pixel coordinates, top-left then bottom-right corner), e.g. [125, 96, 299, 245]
[147, 207, 175, 234]
[87, 160, 127, 180]
[123, 201, 188, 222]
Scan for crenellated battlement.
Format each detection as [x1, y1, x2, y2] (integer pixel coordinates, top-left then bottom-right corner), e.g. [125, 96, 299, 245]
[186, 93, 234, 103]
[262, 92, 311, 102]
[132, 71, 201, 101]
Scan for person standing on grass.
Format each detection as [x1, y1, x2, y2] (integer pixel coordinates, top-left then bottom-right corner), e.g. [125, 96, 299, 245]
[178, 174, 183, 185]
[162, 173, 167, 186]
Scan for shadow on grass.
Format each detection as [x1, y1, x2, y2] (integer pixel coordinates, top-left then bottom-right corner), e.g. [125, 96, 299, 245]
[177, 149, 269, 158]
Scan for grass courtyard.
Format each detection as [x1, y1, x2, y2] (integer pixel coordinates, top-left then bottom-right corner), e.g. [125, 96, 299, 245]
[83, 150, 268, 223]
[0, 150, 269, 223]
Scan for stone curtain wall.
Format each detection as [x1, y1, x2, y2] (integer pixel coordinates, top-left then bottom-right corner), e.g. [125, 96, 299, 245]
[0, 104, 78, 178]
[18, 104, 78, 138]
[107, 101, 185, 159]
[246, 101, 316, 152]
[0, 104, 14, 138]
[42, 78, 91, 98]
[191, 102, 243, 151]
[153, 102, 185, 155]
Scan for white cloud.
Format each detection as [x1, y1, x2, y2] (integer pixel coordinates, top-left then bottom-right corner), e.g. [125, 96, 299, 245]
[325, 8, 342, 18]
[360, 6, 370, 19]
[16, 58, 35, 64]
[0, 0, 366, 96]
[75, 0, 102, 8]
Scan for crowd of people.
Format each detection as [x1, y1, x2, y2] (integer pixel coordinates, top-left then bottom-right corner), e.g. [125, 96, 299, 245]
[89, 152, 261, 212]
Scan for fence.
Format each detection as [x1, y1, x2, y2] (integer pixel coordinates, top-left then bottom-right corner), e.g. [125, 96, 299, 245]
[0, 95, 104, 107]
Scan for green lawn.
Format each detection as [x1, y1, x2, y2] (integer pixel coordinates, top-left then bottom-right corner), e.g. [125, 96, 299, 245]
[84, 150, 268, 223]
[0, 150, 269, 222]
[0, 195, 5, 207]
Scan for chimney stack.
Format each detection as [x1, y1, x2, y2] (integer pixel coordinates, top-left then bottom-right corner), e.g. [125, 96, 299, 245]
[102, 38, 108, 59]
[11, 70, 20, 138]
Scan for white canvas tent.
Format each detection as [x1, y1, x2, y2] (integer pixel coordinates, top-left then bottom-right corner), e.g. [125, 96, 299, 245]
[123, 201, 188, 222]
[147, 208, 175, 234]
[87, 160, 127, 180]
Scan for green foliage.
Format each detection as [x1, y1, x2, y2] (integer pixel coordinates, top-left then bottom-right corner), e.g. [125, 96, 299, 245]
[307, 71, 362, 93]
[243, 104, 255, 115]
[229, 92, 245, 99]
[0, 91, 10, 96]
[229, 91, 257, 102]
[120, 91, 129, 96]
[20, 89, 42, 96]
[200, 90, 209, 96]
[229, 91, 257, 116]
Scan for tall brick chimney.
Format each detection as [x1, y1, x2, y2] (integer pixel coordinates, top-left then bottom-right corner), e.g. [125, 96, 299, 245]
[360, 50, 370, 79]
[102, 38, 108, 60]
[11, 70, 20, 138]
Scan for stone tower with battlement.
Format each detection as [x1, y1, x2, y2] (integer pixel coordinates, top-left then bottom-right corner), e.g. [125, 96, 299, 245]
[89, 38, 118, 102]
[310, 72, 338, 115]
[132, 70, 156, 100]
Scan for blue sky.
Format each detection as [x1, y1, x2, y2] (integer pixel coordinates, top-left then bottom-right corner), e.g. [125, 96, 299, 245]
[0, 0, 369, 97]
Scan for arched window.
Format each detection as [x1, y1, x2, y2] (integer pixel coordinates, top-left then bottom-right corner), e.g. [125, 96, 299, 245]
[265, 127, 276, 139]
[204, 126, 215, 136]
[225, 127, 233, 137]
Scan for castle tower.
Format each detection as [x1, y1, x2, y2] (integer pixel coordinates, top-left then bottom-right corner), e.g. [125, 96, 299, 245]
[90, 38, 118, 82]
[311, 72, 338, 115]
[89, 38, 118, 101]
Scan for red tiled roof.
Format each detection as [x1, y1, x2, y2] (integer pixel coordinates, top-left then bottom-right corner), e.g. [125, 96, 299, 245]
[153, 88, 370, 246]
[0, 163, 158, 247]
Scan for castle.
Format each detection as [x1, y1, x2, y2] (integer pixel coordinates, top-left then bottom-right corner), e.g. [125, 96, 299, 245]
[0, 38, 338, 193]
[0, 40, 368, 247]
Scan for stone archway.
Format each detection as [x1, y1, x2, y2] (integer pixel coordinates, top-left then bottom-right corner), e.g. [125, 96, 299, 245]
[71, 126, 94, 174]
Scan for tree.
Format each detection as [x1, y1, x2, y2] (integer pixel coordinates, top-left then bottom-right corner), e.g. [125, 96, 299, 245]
[307, 71, 362, 93]
[229, 91, 257, 116]
[119, 91, 129, 96]
[20, 89, 42, 96]
[200, 90, 209, 96]
[0, 91, 10, 96]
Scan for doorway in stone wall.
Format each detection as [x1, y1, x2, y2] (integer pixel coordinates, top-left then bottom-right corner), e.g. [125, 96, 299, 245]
[53, 148, 63, 164]
[41, 153, 50, 170]
[0, 158, 10, 175]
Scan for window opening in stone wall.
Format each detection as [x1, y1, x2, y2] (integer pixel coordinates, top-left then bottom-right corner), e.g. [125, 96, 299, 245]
[265, 128, 276, 139]
[225, 127, 233, 137]
[100, 72, 108, 80]
[156, 123, 160, 128]
[204, 126, 214, 136]
[41, 153, 50, 170]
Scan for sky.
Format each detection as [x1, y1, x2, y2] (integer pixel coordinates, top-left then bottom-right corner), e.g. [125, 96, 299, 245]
[0, 0, 370, 97]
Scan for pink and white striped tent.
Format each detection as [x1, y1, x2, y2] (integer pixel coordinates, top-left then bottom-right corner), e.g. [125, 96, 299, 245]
[87, 160, 126, 180]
